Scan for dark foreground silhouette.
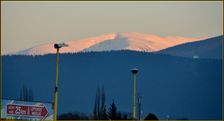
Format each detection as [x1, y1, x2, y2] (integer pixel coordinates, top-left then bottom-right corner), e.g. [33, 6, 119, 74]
[144, 113, 159, 120]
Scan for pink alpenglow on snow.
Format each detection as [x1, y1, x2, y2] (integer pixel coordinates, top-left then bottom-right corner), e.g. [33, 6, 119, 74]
[17, 32, 205, 55]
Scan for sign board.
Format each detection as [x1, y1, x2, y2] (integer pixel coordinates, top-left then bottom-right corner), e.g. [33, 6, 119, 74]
[1, 99, 53, 120]
[7, 104, 48, 117]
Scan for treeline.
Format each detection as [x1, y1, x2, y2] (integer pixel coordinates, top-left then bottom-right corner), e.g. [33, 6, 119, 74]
[57, 85, 165, 120]
[3, 49, 159, 57]
[58, 85, 131, 120]
[56, 84, 192, 120]
[14, 81, 187, 120]
[57, 100, 129, 120]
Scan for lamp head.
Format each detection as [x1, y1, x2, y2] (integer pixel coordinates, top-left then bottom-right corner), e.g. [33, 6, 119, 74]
[131, 68, 138, 74]
[54, 43, 68, 49]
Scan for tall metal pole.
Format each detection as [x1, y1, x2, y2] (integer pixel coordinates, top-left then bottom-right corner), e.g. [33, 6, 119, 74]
[54, 48, 59, 121]
[133, 73, 136, 120]
[138, 96, 141, 120]
[131, 68, 138, 120]
[53, 43, 68, 121]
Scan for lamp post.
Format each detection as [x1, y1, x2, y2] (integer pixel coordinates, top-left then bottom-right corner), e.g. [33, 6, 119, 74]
[131, 68, 138, 120]
[53, 43, 68, 121]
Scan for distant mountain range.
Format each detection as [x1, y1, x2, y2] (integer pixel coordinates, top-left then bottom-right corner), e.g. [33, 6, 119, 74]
[16, 32, 207, 55]
[3, 33, 223, 120]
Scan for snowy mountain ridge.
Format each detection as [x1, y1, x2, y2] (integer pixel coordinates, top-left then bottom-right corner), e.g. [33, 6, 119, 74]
[17, 32, 206, 55]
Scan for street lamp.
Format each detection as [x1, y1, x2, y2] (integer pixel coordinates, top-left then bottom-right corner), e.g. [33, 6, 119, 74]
[131, 68, 138, 120]
[53, 43, 68, 121]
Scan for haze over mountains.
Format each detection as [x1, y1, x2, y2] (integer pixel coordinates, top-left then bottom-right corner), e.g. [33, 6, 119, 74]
[17, 32, 206, 55]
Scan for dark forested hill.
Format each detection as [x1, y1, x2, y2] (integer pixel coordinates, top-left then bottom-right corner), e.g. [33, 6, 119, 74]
[2, 51, 222, 120]
[158, 36, 222, 59]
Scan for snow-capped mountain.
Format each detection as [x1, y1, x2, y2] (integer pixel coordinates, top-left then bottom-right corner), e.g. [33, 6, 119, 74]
[17, 32, 204, 55]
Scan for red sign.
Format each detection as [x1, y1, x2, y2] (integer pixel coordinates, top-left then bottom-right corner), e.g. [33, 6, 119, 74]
[7, 104, 48, 118]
